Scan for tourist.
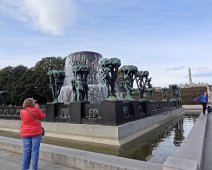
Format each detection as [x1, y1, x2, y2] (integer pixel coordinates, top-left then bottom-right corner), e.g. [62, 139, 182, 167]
[194, 92, 208, 114]
[20, 98, 46, 170]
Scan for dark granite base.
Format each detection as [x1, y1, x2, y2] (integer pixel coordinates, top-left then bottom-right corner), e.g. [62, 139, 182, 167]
[82, 117, 102, 125]
[45, 103, 58, 122]
[101, 100, 134, 126]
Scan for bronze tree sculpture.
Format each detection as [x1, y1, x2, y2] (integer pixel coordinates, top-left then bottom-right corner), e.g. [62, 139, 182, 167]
[100, 58, 121, 100]
[135, 71, 149, 99]
[161, 87, 168, 100]
[47, 70, 65, 103]
[169, 84, 181, 100]
[119, 65, 138, 100]
[145, 77, 154, 98]
[72, 64, 90, 102]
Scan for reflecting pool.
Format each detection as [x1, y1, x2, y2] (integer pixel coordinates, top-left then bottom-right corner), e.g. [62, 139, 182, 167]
[119, 113, 199, 164]
[0, 113, 199, 164]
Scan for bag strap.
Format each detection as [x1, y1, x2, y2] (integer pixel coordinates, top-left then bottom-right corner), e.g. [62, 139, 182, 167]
[25, 109, 40, 123]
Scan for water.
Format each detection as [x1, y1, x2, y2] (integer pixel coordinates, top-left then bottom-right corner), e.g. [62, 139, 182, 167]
[146, 114, 197, 163]
[0, 113, 198, 164]
[119, 113, 198, 164]
[145, 115, 196, 163]
[58, 51, 107, 104]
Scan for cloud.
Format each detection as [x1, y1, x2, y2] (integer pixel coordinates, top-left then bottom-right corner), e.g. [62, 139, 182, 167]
[192, 71, 212, 77]
[189, 66, 212, 78]
[166, 65, 185, 71]
[0, 0, 76, 35]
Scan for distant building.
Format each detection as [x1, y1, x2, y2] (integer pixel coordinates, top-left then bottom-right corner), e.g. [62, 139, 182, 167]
[178, 67, 209, 88]
[188, 68, 193, 87]
[207, 85, 212, 103]
[0, 91, 8, 105]
[179, 82, 209, 88]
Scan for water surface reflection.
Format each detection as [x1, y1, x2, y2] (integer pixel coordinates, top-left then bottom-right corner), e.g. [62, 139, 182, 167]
[119, 114, 198, 164]
[0, 113, 198, 164]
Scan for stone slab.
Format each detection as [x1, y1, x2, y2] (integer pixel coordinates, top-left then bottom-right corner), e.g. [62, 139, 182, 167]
[163, 112, 208, 170]
[0, 149, 76, 170]
[163, 157, 198, 170]
[183, 105, 202, 114]
[0, 136, 162, 170]
[0, 108, 185, 146]
[174, 113, 207, 167]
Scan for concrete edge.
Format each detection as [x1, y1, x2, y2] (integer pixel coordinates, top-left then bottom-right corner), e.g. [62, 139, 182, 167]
[0, 136, 162, 170]
[0, 108, 184, 147]
[163, 112, 207, 170]
[163, 157, 198, 170]
[118, 108, 185, 145]
[183, 105, 202, 114]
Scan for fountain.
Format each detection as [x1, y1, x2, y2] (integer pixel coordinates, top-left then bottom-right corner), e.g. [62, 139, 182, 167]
[47, 70, 65, 103]
[58, 51, 107, 104]
[40, 52, 182, 125]
[119, 65, 138, 100]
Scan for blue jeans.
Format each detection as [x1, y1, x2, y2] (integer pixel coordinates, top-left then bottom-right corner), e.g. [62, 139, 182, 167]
[22, 135, 42, 170]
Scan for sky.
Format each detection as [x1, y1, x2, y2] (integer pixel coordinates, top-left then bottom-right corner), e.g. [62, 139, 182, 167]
[0, 0, 212, 87]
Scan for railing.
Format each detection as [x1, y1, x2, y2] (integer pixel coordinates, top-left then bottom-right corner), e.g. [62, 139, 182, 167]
[0, 100, 182, 126]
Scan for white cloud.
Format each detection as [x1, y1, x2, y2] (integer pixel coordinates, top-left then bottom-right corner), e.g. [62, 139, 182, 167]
[166, 65, 185, 71]
[0, 0, 76, 35]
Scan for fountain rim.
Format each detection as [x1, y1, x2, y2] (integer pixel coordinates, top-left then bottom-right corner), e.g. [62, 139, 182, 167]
[67, 51, 103, 57]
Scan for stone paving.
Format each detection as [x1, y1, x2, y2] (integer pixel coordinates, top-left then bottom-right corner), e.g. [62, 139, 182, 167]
[203, 113, 212, 170]
[0, 149, 77, 170]
[1, 108, 212, 170]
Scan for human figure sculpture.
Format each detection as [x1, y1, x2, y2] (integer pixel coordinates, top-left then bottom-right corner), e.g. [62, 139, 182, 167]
[101, 66, 111, 98]
[145, 77, 154, 97]
[119, 65, 138, 100]
[176, 86, 181, 99]
[47, 70, 65, 103]
[100, 58, 121, 100]
[76, 78, 84, 101]
[82, 68, 90, 101]
[169, 84, 181, 100]
[72, 64, 90, 102]
[147, 78, 152, 88]
[135, 71, 150, 99]
[161, 88, 168, 100]
[71, 79, 77, 101]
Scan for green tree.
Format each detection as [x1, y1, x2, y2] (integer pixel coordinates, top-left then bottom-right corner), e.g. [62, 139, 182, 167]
[14, 68, 36, 105]
[117, 69, 125, 92]
[0, 57, 65, 105]
[8, 65, 29, 105]
[32, 57, 65, 104]
[0, 66, 13, 91]
[34, 57, 65, 72]
[0, 66, 13, 105]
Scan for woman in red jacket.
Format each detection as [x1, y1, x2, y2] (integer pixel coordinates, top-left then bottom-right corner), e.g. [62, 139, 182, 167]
[20, 98, 45, 170]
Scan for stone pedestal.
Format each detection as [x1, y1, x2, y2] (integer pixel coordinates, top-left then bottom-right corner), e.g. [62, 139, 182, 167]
[170, 99, 178, 109]
[101, 100, 133, 126]
[45, 103, 59, 122]
[55, 103, 69, 122]
[69, 102, 87, 124]
[81, 103, 102, 124]
[140, 100, 149, 117]
[131, 101, 146, 120]
[207, 85, 212, 104]
[123, 100, 145, 120]
[82, 118, 102, 125]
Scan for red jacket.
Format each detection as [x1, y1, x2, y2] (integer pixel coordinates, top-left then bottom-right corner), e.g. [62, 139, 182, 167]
[20, 106, 46, 137]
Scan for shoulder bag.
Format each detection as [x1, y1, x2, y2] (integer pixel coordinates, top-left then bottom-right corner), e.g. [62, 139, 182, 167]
[25, 109, 45, 136]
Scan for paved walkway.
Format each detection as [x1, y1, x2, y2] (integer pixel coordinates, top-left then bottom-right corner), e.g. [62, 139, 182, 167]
[0, 149, 76, 170]
[203, 113, 212, 170]
[1, 110, 212, 170]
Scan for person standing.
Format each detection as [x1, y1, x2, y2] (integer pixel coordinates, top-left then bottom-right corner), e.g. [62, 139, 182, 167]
[194, 92, 208, 114]
[20, 98, 46, 170]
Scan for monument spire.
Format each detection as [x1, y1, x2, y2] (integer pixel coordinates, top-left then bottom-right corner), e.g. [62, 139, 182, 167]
[188, 67, 193, 86]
